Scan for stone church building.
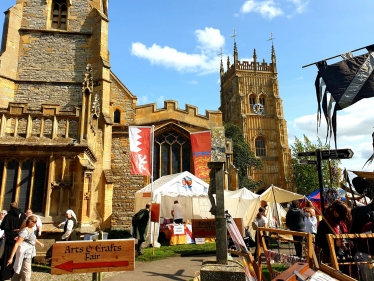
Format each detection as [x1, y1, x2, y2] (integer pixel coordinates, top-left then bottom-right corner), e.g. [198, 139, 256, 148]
[0, 0, 291, 239]
[0, 0, 223, 235]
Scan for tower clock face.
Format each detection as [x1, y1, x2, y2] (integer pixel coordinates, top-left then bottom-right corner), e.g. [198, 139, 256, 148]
[253, 103, 264, 115]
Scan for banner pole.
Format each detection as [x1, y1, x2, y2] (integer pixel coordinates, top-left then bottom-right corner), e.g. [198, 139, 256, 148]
[151, 125, 155, 256]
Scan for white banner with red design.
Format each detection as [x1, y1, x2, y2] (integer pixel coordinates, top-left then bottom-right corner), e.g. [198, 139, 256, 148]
[129, 126, 153, 176]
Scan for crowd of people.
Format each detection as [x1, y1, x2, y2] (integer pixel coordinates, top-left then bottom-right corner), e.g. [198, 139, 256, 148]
[0, 203, 78, 280]
[248, 193, 374, 279]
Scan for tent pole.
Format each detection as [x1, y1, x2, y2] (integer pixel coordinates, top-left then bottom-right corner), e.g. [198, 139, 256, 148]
[271, 185, 280, 228]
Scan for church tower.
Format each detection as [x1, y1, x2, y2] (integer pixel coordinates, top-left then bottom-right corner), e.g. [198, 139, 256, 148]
[219, 40, 293, 191]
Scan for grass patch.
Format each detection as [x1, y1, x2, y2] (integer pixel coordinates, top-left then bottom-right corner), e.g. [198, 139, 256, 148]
[136, 242, 216, 262]
[262, 263, 289, 280]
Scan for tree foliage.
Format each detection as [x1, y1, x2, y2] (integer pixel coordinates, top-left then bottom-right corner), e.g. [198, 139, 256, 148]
[290, 135, 341, 195]
[224, 123, 263, 190]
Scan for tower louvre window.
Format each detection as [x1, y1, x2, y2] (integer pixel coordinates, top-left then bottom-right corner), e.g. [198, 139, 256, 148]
[255, 137, 266, 157]
[51, 0, 68, 29]
[249, 95, 256, 112]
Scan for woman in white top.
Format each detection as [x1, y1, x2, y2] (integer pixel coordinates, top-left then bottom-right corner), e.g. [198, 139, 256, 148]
[58, 210, 77, 241]
[304, 208, 317, 235]
[7, 215, 44, 281]
[254, 207, 268, 259]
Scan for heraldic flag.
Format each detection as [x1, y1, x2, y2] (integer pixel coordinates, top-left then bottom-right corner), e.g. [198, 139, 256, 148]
[315, 44, 374, 144]
[129, 126, 152, 176]
[190, 131, 211, 179]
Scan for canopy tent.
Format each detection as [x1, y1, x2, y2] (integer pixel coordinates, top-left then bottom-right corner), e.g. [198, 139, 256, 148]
[135, 171, 213, 247]
[260, 185, 304, 203]
[135, 171, 212, 220]
[351, 170, 374, 179]
[258, 185, 304, 230]
[223, 188, 261, 235]
[305, 187, 370, 212]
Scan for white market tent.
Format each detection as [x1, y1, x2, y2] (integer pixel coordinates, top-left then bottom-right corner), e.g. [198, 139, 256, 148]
[135, 171, 213, 221]
[135, 175, 304, 246]
[260, 185, 304, 203]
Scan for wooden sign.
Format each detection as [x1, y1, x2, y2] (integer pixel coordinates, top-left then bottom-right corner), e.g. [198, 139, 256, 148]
[191, 218, 243, 238]
[51, 239, 135, 275]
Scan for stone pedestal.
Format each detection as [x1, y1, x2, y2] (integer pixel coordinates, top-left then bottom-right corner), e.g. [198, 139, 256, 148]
[200, 259, 246, 281]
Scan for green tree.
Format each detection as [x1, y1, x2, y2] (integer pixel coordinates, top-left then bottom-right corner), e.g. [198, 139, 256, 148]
[290, 135, 341, 195]
[224, 123, 263, 190]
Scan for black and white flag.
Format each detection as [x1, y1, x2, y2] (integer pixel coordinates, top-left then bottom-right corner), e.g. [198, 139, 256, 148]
[315, 44, 374, 146]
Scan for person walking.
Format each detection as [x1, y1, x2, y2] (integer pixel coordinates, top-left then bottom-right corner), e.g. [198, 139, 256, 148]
[253, 207, 268, 260]
[286, 201, 305, 258]
[304, 207, 317, 236]
[0, 202, 27, 281]
[25, 209, 42, 237]
[57, 210, 77, 241]
[171, 200, 183, 224]
[133, 203, 150, 256]
[315, 201, 352, 264]
[0, 210, 7, 248]
[6, 215, 44, 281]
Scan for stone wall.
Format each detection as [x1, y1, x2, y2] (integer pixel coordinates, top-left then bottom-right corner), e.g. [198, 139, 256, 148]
[111, 136, 144, 229]
[15, 83, 82, 110]
[17, 33, 91, 82]
[110, 77, 136, 125]
[21, 0, 93, 33]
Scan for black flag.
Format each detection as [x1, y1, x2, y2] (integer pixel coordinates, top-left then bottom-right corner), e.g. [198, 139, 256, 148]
[315, 44, 374, 146]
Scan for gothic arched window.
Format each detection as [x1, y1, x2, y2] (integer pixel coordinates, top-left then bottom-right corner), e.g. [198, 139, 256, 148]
[51, 0, 67, 29]
[153, 130, 191, 180]
[113, 109, 120, 123]
[255, 137, 266, 157]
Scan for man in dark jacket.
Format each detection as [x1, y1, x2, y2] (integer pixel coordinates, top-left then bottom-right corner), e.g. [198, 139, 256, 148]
[133, 203, 150, 256]
[0, 202, 27, 281]
[286, 201, 305, 257]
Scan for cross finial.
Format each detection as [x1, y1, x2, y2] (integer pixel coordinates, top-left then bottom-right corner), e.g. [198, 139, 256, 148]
[230, 28, 237, 43]
[218, 47, 223, 60]
[267, 32, 275, 45]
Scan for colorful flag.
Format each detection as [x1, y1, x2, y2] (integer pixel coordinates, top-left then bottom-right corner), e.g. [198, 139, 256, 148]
[129, 126, 152, 176]
[190, 131, 211, 179]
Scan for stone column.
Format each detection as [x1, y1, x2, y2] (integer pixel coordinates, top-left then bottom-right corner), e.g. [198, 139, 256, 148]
[210, 126, 227, 265]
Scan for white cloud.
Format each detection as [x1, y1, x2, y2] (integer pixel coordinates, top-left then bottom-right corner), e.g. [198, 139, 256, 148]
[157, 96, 166, 107]
[240, 57, 254, 62]
[131, 28, 226, 75]
[287, 0, 309, 14]
[240, 0, 310, 19]
[293, 99, 374, 141]
[290, 98, 374, 171]
[189, 80, 199, 85]
[240, 0, 283, 19]
[137, 95, 149, 105]
[195, 27, 225, 51]
[137, 95, 166, 108]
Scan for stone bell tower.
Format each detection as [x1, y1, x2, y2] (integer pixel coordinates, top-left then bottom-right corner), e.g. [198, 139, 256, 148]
[219, 40, 293, 191]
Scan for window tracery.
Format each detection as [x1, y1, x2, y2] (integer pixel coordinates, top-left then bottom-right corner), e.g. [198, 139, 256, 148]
[51, 0, 68, 29]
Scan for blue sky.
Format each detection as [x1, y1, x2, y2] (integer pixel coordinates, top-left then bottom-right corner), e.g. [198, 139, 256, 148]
[1, 0, 374, 174]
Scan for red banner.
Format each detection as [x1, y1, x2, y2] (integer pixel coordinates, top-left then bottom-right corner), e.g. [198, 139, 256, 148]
[190, 131, 211, 179]
[129, 126, 152, 176]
